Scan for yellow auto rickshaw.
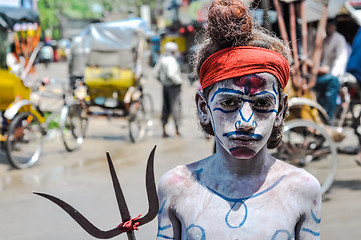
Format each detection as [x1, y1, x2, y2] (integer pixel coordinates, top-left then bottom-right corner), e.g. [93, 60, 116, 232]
[0, 6, 86, 169]
[68, 18, 154, 142]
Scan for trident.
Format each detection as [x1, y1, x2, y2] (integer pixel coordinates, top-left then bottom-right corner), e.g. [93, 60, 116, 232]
[34, 146, 159, 239]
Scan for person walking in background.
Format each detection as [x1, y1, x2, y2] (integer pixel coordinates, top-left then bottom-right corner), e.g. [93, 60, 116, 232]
[313, 19, 349, 120]
[40, 44, 54, 69]
[154, 41, 183, 138]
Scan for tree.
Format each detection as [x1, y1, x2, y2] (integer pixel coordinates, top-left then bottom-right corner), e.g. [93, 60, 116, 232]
[37, 0, 158, 39]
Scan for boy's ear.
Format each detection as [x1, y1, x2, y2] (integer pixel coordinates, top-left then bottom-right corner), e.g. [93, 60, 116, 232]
[275, 93, 288, 126]
[195, 91, 210, 125]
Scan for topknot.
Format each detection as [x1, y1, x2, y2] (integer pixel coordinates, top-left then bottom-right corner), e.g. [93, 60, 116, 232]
[207, 0, 253, 48]
[192, 0, 292, 85]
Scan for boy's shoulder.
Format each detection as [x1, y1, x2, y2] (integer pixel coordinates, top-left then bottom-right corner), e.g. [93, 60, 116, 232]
[158, 165, 195, 196]
[158, 159, 206, 197]
[274, 159, 321, 200]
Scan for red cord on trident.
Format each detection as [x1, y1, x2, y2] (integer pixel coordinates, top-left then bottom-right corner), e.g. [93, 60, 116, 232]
[117, 214, 142, 232]
[34, 146, 159, 240]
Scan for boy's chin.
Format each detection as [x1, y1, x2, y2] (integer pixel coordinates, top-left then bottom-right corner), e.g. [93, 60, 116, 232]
[229, 146, 256, 159]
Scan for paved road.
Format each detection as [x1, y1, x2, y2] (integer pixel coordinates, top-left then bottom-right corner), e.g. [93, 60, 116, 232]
[0, 62, 360, 239]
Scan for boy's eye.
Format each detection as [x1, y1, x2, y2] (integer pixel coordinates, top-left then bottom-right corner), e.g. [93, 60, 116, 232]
[253, 99, 273, 109]
[220, 99, 238, 110]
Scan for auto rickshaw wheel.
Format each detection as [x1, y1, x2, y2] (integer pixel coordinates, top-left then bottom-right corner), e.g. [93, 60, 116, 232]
[6, 112, 43, 169]
[141, 92, 154, 129]
[128, 99, 147, 143]
[61, 103, 88, 151]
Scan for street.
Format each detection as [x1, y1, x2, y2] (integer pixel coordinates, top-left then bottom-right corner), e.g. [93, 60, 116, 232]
[0, 62, 360, 239]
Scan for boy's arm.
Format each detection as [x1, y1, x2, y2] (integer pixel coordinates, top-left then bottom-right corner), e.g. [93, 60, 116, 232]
[295, 174, 322, 239]
[156, 172, 182, 240]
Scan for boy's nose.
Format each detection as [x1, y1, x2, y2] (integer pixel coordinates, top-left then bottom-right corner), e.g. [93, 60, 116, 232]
[236, 102, 255, 130]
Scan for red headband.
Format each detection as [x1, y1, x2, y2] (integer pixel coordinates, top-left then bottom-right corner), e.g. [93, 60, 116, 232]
[199, 46, 290, 90]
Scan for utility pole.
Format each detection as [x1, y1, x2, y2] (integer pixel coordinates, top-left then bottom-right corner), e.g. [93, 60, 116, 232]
[261, 0, 272, 31]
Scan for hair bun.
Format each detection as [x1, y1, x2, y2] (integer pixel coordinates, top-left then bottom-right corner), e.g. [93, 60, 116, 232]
[207, 0, 253, 48]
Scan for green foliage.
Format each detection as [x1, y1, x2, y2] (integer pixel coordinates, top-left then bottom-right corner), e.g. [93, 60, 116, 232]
[37, 0, 59, 33]
[37, 0, 157, 39]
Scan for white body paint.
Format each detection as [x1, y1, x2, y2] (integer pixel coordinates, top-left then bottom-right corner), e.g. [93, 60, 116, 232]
[157, 74, 322, 240]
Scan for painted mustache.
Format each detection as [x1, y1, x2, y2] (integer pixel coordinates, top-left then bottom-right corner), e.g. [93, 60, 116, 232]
[223, 131, 263, 141]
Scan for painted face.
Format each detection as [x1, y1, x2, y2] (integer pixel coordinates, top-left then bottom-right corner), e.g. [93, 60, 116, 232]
[206, 73, 280, 159]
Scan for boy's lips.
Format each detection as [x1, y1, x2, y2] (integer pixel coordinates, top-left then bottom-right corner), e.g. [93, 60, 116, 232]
[223, 131, 263, 141]
[230, 135, 258, 141]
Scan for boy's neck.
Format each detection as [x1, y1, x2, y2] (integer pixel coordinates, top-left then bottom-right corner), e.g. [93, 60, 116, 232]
[212, 145, 274, 178]
[197, 146, 276, 199]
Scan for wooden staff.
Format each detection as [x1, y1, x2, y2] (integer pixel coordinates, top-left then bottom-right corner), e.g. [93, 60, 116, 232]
[308, 0, 329, 89]
[300, 0, 308, 90]
[289, 1, 302, 91]
[273, 0, 290, 49]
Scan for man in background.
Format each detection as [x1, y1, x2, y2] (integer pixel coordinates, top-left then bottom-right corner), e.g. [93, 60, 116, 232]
[154, 42, 183, 138]
[314, 18, 349, 120]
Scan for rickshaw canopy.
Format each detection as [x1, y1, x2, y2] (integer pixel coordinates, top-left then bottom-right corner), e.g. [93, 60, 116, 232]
[75, 18, 151, 52]
[277, 0, 348, 22]
[70, 18, 151, 74]
[0, 6, 39, 30]
[69, 18, 152, 104]
[303, 0, 348, 22]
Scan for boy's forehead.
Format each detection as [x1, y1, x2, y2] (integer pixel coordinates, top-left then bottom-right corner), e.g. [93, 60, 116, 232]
[233, 74, 266, 90]
[214, 73, 277, 93]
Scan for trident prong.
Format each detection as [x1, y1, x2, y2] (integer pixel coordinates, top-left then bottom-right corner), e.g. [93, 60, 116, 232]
[34, 146, 159, 239]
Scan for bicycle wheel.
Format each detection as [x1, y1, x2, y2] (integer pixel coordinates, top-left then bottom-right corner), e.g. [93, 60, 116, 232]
[6, 112, 43, 169]
[141, 92, 154, 129]
[128, 99, 147, 143]
[271, 119, 338, 195]
[60, 103, 88, 151]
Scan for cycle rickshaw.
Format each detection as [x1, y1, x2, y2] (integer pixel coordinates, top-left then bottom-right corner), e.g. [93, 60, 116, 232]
[269, 0, 356, 194]
[68, 18, 153, 143]
[0, 6, 86, 169]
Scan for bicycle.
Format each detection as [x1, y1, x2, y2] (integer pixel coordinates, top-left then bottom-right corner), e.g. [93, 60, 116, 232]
[269, 102, 338, 195]
[1, 79, 88, 169]
[128, 89, 154, 143]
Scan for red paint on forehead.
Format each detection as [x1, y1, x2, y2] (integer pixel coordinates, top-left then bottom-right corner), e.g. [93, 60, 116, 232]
[233, 75, 266, 94]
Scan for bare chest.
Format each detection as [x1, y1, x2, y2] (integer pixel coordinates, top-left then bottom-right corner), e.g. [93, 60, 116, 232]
[174, 176, 300, 240]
